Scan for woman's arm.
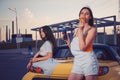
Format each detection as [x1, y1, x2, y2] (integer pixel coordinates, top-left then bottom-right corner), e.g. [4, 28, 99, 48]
[61, 32, 71, 49]
[66, 36, 71, 49]
[27, 51, 40, 64]
[78, 27, 96, 51]
[38, 52, 52, 61]
[33, 51, 40, 58]
[31, 52, 52, 63]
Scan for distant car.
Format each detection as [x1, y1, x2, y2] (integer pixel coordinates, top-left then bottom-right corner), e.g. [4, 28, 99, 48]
[22, 43, 120, 80]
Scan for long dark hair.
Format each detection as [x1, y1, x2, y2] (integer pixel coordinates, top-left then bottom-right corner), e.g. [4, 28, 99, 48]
[39, 25, 57, 49]
[79, 7, 94, 27]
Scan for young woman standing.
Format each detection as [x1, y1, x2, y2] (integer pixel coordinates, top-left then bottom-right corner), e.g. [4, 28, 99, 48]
[64, 7, 99, 80]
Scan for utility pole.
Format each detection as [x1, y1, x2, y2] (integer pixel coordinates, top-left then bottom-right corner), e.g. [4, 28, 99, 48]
[6, 25, 8, 42]
[9, 28, 10, 42]
[12, 21, 14, 35]
[8, 8, 18, 35]
[9, 8, 20, 49]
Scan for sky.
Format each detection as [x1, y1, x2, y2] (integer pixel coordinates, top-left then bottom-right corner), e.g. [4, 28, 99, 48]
[0, 0, 119, 41]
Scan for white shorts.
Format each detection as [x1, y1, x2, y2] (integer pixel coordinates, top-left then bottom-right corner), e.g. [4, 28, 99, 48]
[71, 51, 99, 76]
[32, 58, 59, 76]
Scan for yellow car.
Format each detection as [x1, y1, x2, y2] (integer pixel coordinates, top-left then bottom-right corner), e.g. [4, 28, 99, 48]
[22, 43, 120, 80]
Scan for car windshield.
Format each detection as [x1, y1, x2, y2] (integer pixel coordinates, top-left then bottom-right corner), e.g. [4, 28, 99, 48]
[94, 48, 114, 60]
[54, 45, 120, 62]
[54, 48, 73, 58]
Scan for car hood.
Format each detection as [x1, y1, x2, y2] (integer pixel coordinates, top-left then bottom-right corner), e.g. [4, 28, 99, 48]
[51, 61, 120, 80]
[51, 62, 73, 79]
[22, 61, 120, 80]
[98, 60, 120, 80]
[99, 60, 119, 67]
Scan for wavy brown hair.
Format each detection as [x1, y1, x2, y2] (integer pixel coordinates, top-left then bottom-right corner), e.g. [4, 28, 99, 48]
[79, 7, 94, 27]
[39, 25, 57, 49]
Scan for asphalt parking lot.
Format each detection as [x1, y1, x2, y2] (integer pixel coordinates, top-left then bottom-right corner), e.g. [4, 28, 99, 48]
[0, 52, 29, 80]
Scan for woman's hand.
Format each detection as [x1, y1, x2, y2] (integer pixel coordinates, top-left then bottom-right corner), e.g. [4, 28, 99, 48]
[30, 58, 39, 63]
[26, 58, 39, 69]
[27, 59, 32, 69]
[61, 32, 71, 48]
[61, 32, 65, 40]
[61, 32, 69, 41]
[27, 62, 32, 69]
[79, 18, 85, 29]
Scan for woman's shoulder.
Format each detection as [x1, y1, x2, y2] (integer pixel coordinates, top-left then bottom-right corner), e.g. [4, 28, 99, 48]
[73, 27, 79, 36]
[88, 26, 97, 34]
[90, 26, 96, 31]
[45, 40, 52, 45]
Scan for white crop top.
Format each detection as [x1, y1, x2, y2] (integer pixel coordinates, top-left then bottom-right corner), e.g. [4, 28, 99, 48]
[39, 41, 53, 56]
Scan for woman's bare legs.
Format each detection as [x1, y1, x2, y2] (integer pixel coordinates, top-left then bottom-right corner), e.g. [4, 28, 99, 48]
[68, 73, 84, 80]
[85, 75, 98, 80]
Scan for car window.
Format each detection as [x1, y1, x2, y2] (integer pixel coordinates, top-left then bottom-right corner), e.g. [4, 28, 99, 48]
[54, 48, 73, 58]
[94, 49, 106, 60]
[94, 48, 114, 61]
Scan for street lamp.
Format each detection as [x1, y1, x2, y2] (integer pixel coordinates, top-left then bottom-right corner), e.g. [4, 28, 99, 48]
[8, 8, 18, 35]
[8, 8, 20, 49]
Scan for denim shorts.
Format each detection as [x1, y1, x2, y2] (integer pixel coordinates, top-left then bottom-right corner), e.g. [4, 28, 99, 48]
[71, 51, 99, 76]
